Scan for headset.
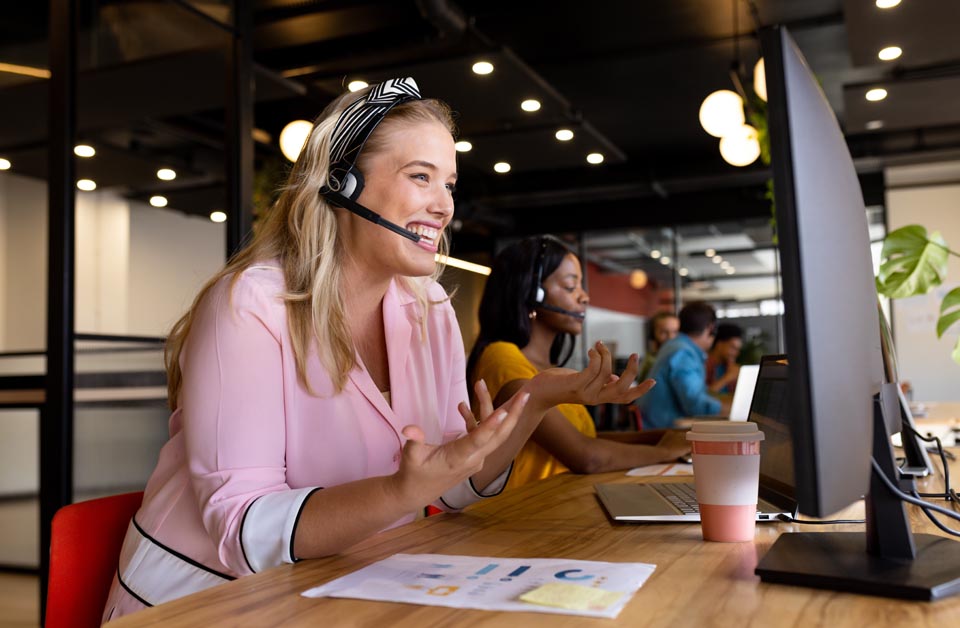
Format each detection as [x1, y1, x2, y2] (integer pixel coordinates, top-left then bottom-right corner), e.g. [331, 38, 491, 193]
[320, 168, 422, 243]
[529, 236, 586, 320]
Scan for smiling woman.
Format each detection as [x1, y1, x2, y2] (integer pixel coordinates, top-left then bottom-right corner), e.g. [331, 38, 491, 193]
[467, 236, 692, 490]
[99, 78, 653, 624]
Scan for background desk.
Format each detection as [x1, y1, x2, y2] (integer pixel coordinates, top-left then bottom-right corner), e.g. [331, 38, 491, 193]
[109, 464, 960, 627]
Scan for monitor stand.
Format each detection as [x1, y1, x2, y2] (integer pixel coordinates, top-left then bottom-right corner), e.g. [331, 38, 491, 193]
[755, 390, 960, 600]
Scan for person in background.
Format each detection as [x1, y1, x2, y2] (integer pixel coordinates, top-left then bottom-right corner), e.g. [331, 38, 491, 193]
[467, 236, 691, 490]
[638, 301, 725, 428]
[102, 79, 647, 623]
[706, 323, 743, 395]
[639, 311, 680, 380]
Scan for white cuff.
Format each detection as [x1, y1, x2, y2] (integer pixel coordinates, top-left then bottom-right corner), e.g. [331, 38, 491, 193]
[240, 487, 319, 573]
[438, 463, 513, 510]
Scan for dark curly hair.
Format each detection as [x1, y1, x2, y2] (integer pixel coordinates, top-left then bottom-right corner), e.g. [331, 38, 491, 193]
[466, 235, 577, 384]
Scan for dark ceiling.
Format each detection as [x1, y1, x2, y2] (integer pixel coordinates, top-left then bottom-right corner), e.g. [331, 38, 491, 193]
[2, 0, 960, 256]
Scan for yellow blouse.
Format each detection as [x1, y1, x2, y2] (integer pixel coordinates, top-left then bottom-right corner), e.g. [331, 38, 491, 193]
[472, 341, 597, 490]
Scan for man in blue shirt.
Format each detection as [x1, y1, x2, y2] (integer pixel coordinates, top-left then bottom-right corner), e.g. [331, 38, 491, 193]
[639, 301, 724, 428]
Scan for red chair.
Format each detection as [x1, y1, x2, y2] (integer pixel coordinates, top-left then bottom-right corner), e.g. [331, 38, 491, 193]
[45, 491, 143, 628]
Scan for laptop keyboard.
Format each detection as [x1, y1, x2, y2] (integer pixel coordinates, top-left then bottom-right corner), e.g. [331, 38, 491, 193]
[651, 482, 700, 514]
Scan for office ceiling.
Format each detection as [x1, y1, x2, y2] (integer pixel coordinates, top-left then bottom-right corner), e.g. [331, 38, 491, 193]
[2, 0, 960, 264]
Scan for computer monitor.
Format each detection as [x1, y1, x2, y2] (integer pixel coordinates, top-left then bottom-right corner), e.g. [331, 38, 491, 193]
[754, 26, 960, 600]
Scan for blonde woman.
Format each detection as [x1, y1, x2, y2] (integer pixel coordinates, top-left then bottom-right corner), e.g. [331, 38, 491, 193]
[101, 78, 647, 622]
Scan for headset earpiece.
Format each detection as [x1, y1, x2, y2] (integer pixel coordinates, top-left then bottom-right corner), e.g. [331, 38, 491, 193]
[534, 286, 545, 304]
[335, 167, 366, 201]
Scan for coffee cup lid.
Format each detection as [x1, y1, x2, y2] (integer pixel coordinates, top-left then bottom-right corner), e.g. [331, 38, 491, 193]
[685, 420, 765, 442]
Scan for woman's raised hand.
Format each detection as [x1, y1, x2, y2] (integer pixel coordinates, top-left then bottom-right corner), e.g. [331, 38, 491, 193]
[390, 385, 529, 509]
[525, 341, 655, 409]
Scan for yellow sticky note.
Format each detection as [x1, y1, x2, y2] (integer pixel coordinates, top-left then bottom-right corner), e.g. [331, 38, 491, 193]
[518, 582, 624, 612]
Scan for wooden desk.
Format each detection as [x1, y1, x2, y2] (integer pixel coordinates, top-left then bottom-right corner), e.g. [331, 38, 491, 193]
[109, 466, 960, 627]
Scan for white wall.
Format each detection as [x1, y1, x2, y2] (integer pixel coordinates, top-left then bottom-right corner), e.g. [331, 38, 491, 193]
[586, 306, 646, 359]
[0, 174, 225, 346]
[76, 191, 131, 333]
[0, 173, 48, 350]
[127, 202, 225, 335]
[0, 173, 7, 349]
[886, 172, 960, 401]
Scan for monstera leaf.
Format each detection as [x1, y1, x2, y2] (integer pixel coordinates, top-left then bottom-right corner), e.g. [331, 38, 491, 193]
[937, 287, 960, 365]
[876, 225, 950, 299]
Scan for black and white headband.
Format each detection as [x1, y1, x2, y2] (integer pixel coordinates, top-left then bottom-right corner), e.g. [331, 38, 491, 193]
[325, 77, 422, 201]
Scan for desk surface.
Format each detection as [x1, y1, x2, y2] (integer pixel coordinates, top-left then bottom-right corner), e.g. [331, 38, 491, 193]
[109, 464, 960, 627]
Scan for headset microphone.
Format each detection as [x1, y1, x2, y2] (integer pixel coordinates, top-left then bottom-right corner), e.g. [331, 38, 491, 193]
[321, 188, 421, 243]
[536, 302, 587, 320]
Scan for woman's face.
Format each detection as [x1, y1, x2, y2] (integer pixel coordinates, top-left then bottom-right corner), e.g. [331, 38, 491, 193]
[339, 119, 456, 279]
[536, 252, 589, 336]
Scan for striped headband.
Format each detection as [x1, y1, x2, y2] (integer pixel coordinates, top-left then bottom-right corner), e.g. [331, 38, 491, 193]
[326, 77, 422, 194]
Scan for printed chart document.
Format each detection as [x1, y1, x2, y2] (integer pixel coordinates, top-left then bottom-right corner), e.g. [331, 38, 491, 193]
[302, 553, 656, 619]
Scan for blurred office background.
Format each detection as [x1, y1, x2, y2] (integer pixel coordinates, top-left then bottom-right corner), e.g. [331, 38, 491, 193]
[2, 1, 960, 624]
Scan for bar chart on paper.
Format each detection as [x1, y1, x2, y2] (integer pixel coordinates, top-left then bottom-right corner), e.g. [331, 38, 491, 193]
[301, 553, 656, 618]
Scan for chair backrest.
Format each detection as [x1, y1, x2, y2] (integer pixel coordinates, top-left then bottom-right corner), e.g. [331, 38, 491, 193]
[45, 491, 143, 628]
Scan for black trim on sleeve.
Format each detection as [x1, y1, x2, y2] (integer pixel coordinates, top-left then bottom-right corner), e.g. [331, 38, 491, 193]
[469, 461, 514, 498]
[289, 487, 323, 563]
[239, 496, 260, 574]
[132, 518, 235, 581]
[116, 566, 154, 608]
[438, 495, 456, 511]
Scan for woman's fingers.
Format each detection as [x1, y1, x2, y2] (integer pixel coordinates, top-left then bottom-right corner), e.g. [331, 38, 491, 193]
[458, 402, 479, 433]
[474, 379, 495, 422]
[582, 341, 613, 397]
[449, 392, 529, 461]
[401, 424, 426, 442]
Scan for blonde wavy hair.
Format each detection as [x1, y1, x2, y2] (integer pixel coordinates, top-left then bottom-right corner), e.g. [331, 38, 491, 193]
[164, 88, 456, 408]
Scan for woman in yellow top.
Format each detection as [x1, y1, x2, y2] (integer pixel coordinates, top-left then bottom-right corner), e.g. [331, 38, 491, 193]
[467, 235, 691, 489]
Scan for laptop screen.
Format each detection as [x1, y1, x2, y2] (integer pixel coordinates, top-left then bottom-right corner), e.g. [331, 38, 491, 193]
[748, 355, 797, 509]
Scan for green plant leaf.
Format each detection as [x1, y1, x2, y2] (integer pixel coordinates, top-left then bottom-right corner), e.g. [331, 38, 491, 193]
[937, 287, 960, 338]
[876, 225, 949, 299]
[953, 337, 960, 366]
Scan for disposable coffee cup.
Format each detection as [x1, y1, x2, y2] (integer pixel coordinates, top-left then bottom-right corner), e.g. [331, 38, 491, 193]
[686, 421, 765, 542]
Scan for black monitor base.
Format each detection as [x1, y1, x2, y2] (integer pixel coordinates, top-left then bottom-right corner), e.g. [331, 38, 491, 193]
[756, 532, 960, 601]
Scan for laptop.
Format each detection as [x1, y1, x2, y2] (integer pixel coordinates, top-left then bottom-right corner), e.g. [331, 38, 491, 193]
[596, 355, 797, 522]
[727, 364, 759, 421]
[672, 363, 759, 427]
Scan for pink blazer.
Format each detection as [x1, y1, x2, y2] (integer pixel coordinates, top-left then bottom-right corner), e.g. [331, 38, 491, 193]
[102, 264, 509, 622]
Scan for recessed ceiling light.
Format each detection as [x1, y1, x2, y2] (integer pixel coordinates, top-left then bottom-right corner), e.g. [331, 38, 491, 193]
[555, 129, 574, 141]
[74, 144, 95, 158]
[876, 0, 901, 8]
[866, 120, 885, 130]
[679, 268, 689, 277]
[0, 158, 10, 170]
[347, 80, 368, 92]
[878, 46, 902, 61]
[157, 168, 177, 181]
[725, 267, 736, 274]
[521, 99, 541, 112]
[76, 179, 96, 191]
[493, 161, 511, 174]
[712, 255, 723, 263]
[651, 250, 661, 259]
[660, 256, 671, 265]
[472, 61, 494, 75]
[149, 195, 168, 208]
[455, 140, 473, 152]
[705, 248, 716, 257]
[586, 152, 604, 164]
[866, 88, 888, 101]
[210, 210, 227, 223]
